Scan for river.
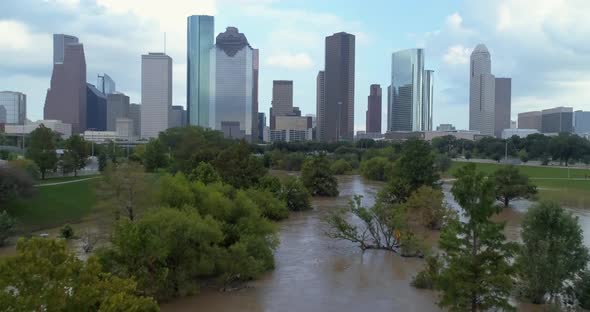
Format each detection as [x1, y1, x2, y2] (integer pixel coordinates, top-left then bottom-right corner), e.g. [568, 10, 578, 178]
[161, 174, 590, 312]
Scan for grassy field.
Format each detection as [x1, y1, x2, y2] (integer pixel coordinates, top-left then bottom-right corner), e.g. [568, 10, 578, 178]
[448, 161, 590, 180]
[7, 178, 98, 232]
[36, 174, 99, 185]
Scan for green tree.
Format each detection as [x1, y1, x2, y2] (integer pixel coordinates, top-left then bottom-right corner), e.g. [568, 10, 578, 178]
[246, 188, 289, 221]
[437, 163, 516, 312]
[575, 270, 590, 310]
[63, 134, 89, 176]
[330, 159, 353, 175]
[0, 238, 158, 311]
[143, 138, 168, 172]
[98, 152, 108, 172]
[279, 176, 312, 211]
[258, 175, 282, 195]
[359, 156, 391, 181]
[517, 201, 589, 304]
[213, 140, 267, 188]
[0, 165, 34, 209]
[492, 165, 537, 207]
[434, 154, 452, 173]
[8, 159, 40, 180]
[26, 124, 58, 179]
[397, 139, 439, 191]
[189, 161, 221, 184]
[301, 154, 339, 197]
[403, 186, 454, 230]
[0, 211, 16, 246]
[548, 133, 588, 166]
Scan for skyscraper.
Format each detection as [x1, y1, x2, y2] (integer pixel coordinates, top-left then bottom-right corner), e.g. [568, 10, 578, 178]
[574, 110, 590, 135]
[389, 49, 433, 132]
[469, 44, 496, 136]
[129, 103, 141, 136]
[494, 77, 511, 138]
[366, 84, 382, 133]
[44, 34, 87, 133]
[97, 74, 116, 95]
[518, 111, 542, 131]
[0, 91, 26, 125]
[252, 49, 259, 141]
[106, 93, 130, 131]
[187, 15, 214, 127]
[316, 71, 326, 141]
[541, 107, 573, 133]
[271, 80, 294, 129]
[210, 27, 255, 140]
[169, 105, 187, 128]
[141, 52, 172, 139]
[257, 112, 266, 142]
[86, 84, 106, 131]
[323, 32, 355, 141]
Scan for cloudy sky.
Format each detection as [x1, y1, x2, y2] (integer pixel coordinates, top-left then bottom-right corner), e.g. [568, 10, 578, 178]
[1, 0, 589, 131]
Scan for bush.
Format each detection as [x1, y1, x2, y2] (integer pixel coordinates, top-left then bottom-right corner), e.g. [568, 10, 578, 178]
[246, 188, 289, 221]
[8, 159, 40, 180]
[360, 157, 391, 181]
[60, 224, 75, 239]
[0, 211, 16, 246]
[279, 177, 312, 211]
[330, 159, 353, 175]
[301, 154, 339, 197]
[411, 254, 442, 289]
[0, 165, 34, 207]
[576, 270, 590, 310]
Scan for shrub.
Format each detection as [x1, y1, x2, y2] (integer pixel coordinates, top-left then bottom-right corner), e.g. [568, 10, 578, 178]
[411, 254, 442, 289]
[60, 224, 74, 239]
[359, 157, 391, 181]
[8, 159, 40, 180]
[330, 159, 353, 175]
[0, 211, 16, 246]
[279, 177, 312, 211]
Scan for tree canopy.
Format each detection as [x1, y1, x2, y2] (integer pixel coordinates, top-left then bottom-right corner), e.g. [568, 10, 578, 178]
[26, 125, 58, 179]
[301, 154, 339, 197]
[492, 165, 537, 207]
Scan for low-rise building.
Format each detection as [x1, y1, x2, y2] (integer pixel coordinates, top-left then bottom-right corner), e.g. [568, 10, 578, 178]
[269, 129, 312, 143]
[436, 124, 455, 132]
[424, 130, 483, 141]
[4, 120, 72, 138]
[83, 118, 136, 143]
[501, 128, 539, 139]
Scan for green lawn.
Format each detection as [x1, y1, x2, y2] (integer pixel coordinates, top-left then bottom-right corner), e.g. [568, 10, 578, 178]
[7, 178, 97, 232]
[448, 161, 590, 179]
[36, 174, 99, 185]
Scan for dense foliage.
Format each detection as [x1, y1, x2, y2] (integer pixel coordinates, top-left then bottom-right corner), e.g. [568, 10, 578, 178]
[26, 125, 58, 179]
[278, 176, 312, 211]
[0, 165, 34, 208]
[359, 156, 391, 181]
[301, 154, 339, 197]
[492, 165, 537, 207]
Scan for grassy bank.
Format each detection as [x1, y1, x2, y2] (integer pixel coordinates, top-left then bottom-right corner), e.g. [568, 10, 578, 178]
[36, 174, 100, 185]
[448, 161, 590, 179]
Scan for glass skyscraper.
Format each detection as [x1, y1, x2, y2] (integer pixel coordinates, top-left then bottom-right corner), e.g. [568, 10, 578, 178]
[389, 48, 433, 132]
[0, 91, 26, 125]
[97, 74, 116, 95]
[187, 15, 214, 127]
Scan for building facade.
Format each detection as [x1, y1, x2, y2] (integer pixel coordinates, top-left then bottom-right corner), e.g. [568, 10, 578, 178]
[574, 110, 590, 135]
[518, 111, 542, 131]
[469, 44, 495, 137]
[5, 120, 72, 139]
[541, 107, 573, 133]
[169, 105, 187, 128]
[187, 15, 214, 127]
[436, 124, 456, 131]
[316, 71, 326, 141]
[366, 84, 382, 133]
[271, 80, 294, 129]
[257, 112, 266, 142]
[0, 91, 26, 125]
[252, 49, 259, 142]
[86, 84, 107, 131]
[494, 77, 511, 138]
[44, 34, 87, 133]
[141, 53, 172, 138]
[97, 74, 116, 95]
[501, 128, 539, 139]
[106, 93, 130, 131]
[422, 70, 434, 131]
[129, 104, 141, 136]
[323, 32, 355, 141]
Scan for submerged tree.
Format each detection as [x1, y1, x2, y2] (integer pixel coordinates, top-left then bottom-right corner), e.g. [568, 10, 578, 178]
[301, 154, 339, 197]
[492, 165, 537, 207]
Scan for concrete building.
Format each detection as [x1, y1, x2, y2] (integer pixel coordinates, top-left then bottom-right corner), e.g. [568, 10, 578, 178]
[83, 118, 136, 143]
[5, 120, 72, 139]
[252, 49, 259, 142]
[541, 107, 573, 134]
[425, 130, 482, 141]
[436, 124, 456, 131]
[129, 104, 141, 136]
[494, 77, 511, 138]
[0, 91, 26, 125]
[97, 74, 116, 95]
[422, 70, 434, 131]
[187, 15, 214, 127]
[169, 105, 187, 128]
[366, 84, 382, 133]
[501, 128, 539, 139]
[269, 129, 312, 143]
[270, 80, 294, 129]
[44, 34, 86, 133]
[356, 131, 384, 140]
[210, 27, 255, 140]
[221, 121, 244, 140]
[469, 44, 495, 137]
[518, 111, 542, 131]
[86, 84, 106, 131]
[511, 120, 517, 129]
[316, 71, 326, 141]
[322, 32, 355, 141]
[257, 112, 266, 142]
[106, 93, 130, 131]
[574, 110, 590, 135]
[275, 116, 311, 131]
[141, 52, 172, 138]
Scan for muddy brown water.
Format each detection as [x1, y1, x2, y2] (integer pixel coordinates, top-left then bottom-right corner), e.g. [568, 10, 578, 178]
[162, 175, 587, 312]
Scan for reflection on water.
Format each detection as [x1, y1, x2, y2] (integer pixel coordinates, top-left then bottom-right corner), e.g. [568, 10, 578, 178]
[147, 175, 590, 311]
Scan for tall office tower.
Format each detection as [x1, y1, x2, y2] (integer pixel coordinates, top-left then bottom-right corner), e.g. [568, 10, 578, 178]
[169, 105, 187, 128]
[518, 111, 542, 131]
[97, 74, 116, 95]
[541, 107, 573, 133]
[469, 44, 496, 136]
[389, 49, 425, 132]
[270, 80, 294, 129]
[44, 34, 87, 133]
[316, 71, 326, 141]
[574, 110, 590, 135]
[106, 93, 130, 131]
[257, 112, 266, 142]
[141, 52, 172, 139]
[0, 91, 26, 125]
[386, 85, 392, 132]
[86, 84, 107, 131]
[252, 49, 259, 141]
[366, 84, 382, 133]
[324, 32, 355, 141]
[187, 15, 214, 127]
[210, 27, 255, 140]
[494, 78, 511, 137]
[53, 34, 78, 64]
[422, 70, 434, 131]
[129, 103, 141, 136]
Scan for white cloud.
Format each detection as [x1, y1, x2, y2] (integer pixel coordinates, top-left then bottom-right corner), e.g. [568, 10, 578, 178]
[0, 20, 34, 50]
[266, 53, 313, 70]
[446, 12, 463, 30]
[443, 45, 471, 65]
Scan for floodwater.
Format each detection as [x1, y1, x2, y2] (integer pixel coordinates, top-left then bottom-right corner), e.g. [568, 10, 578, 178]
[162, 175, 590, 312]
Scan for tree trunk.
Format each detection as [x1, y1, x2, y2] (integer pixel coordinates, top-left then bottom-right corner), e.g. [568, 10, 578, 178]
[41, 170, 45, 180]
[504, 197, 509, 207]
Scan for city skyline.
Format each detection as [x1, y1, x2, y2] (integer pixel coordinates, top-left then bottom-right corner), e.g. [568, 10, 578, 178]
[1, 1, 589, 132]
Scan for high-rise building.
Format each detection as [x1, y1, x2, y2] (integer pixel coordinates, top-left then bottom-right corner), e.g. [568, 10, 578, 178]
[86, 84, 106, 131]
[187, 15, 214, 127]
[366, 84, 382, 133]
[518, 111, 542, 131]
[252, 49, 259, 142]
[129, 103, 141, 136]
[97, 74, 116, 95]
[0, 91, 26, 125]
[541, 107, 573, 133]
[53, 34, 78, 64]
[469, 44, 495, 137]
[389, 49, 433, 132]
[574, 110, 590, 135]
[316, 71, 326, 141]
[323, 32, 355, 141]
[44, 34, 87, 133]
[0, 106, 5, 125]
[169, 105, 187, 128]
[141, 52, 172, 139]
[386, 85, 392, 132]
[210, 27, 254, 140]
[271, 80, 294, 129]
[494, 78, 511, 138]
[257, 112, 266, 142]
[106, 93, 130, 131]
